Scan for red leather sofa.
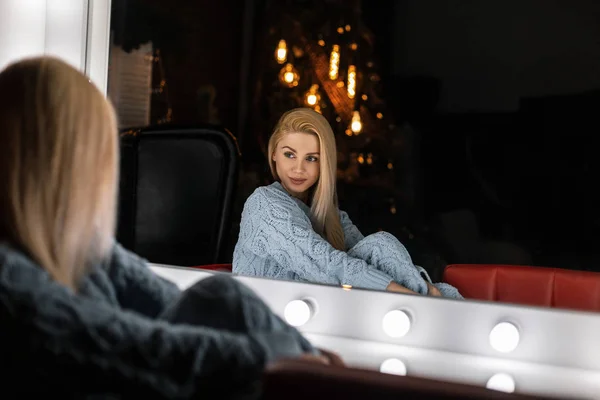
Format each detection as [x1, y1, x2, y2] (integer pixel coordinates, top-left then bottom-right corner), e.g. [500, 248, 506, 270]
[443, 264, 600, 312]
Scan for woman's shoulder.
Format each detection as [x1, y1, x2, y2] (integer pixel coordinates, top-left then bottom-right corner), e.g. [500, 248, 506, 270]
[242, 183, 309, 227]
[0, 243, 51, 290]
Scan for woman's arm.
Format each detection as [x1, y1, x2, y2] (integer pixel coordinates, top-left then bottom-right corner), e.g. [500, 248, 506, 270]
[240, 188, 394, 291]
[339, 210, 364, 250]
[106, 242, 181, 317]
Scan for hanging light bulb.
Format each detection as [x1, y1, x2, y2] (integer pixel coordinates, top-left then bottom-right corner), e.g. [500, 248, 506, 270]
[304, 84, 321, 107]
[347, 65, 357, 99]
[275, 39, 287, 64]
[279, 63, 300, 88]
[329, 45, 340, 80]
[351, 110, 362, 134]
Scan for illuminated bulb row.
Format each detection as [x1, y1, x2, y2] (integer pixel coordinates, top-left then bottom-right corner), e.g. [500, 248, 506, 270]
[380, 311, 518, 392]
[379, 360, 516, 393]
[283, 300, 519, 393]
[284, 302, 520, 353]
[381, 310, 520, 353]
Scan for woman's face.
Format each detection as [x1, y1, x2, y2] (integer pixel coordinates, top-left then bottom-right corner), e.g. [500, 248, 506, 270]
[272, 132, 320, 200]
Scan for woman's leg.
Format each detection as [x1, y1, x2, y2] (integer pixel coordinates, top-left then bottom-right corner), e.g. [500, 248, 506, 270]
[348, 232, 463, 299]
[348, 232, 429, 295]
[159, 274, 316, 353]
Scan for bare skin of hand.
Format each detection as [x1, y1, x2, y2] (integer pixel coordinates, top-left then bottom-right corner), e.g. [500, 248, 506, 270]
[426, 282, 442, 297]
[318, 348, 346, 367]
[297, 353, 331, 365]
[386, 281, 419, 295]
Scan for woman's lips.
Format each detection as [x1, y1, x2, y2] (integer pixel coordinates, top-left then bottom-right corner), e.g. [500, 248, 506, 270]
[289, 177, 307, 185]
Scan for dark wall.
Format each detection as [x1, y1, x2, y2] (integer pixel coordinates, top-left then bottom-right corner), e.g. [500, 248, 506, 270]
[391, 0, 600, 112]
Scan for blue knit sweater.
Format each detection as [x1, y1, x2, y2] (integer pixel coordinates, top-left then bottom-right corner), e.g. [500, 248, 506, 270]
[233, 182, 462, 298]
[0, 241, 312, 398]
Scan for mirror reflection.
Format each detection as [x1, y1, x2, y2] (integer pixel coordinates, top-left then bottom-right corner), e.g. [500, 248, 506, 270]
[108, 0, 600, 314]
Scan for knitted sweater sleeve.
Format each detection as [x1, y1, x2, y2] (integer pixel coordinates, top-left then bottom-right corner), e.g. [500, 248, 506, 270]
[242, 187, 394, 290]
[0, 255, 309, 398]
[106, 242, 181, 317]
[339, 210, 364, 250]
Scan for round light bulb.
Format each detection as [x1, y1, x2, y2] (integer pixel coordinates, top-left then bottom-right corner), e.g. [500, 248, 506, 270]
[307, 94, 317, 105]
[284, 71, 294, 83]
[284, 299, 314, 327]
[486, 373, 516, 393]
[489, 322, 520, 353]
[382, 309, 411, 338]
[380, 358, 407, 376]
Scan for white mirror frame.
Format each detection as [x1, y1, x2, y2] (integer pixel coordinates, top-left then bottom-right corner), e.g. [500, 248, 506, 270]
[150, 263, 600, 399]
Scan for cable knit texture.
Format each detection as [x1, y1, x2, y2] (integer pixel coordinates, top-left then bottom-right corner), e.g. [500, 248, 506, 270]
[233, 182, 462, 298]
[0, 241, 313, 398]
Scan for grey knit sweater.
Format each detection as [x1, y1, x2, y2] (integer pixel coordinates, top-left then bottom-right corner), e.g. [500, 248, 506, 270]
[0, 242, 312, 398]
[233, 181, 462, 298]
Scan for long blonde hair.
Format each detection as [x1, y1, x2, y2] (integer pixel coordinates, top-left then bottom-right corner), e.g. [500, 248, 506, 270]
[268, 108, 345, 250]
[0, 57, 119, 290]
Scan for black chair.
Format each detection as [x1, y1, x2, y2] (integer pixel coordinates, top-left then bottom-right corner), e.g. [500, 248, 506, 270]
[117, 124, 240, 266]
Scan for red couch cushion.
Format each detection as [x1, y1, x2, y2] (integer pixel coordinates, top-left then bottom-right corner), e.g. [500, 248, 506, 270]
[443, 264, 600, 312]
[190, 263, 233, 272]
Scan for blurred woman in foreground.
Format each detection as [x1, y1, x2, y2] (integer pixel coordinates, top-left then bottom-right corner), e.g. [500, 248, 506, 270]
[0, 57, 339, 398]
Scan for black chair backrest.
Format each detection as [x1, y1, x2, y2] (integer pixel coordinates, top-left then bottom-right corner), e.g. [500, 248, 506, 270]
[117, 124, 240, 266]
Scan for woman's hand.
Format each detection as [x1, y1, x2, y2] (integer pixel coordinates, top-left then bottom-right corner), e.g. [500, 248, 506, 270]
[297, 353, 331, 365]
[386, 281, 419, 295]
[426, 282, 442, 297]
[297, 349, 345, 367]
[318, 348, 345, 367]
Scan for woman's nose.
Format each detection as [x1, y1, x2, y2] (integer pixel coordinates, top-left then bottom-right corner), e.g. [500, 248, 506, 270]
[293, 159, 305, 172]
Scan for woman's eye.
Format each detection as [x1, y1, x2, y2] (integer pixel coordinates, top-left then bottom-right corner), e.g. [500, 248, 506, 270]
[307, 156, 319, 162]
[284, 151, 295, 159]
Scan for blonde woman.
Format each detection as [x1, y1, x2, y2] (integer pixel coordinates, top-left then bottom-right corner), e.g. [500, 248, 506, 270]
[233, 108, 462, 298]
[0, 58, 339, 397]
